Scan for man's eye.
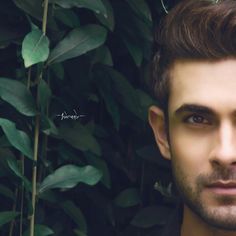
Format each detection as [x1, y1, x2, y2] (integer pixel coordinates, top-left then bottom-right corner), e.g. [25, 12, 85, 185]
[185, 115, 210, 125]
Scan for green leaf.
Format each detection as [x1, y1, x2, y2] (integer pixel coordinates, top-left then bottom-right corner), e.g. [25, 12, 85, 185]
[131, 206, 172, 228]
[38, 79, 51, 113]
[126, 0, 152, 23]
[0, 148, 17, 178]
[13, 0, 43, 21]
[13, 0, 57, 30]
[85, 153, 111, 189]
[50, 0, 107, 17]
[95, 0, 115, 31]
[23, 224, 54, 236]
[136, 89, 155, 120]
[47, 24, 107, 64]
[41, 115, 59, 136]
[22, 29, 50, 68]
[39, 164, 102, 193]
[54, 8, 80, 28]
[122, 35, 143, 66]
[61, 201, 87, 233]
[0, 211, 19, 227]
[50, 63, 65, 80]
[59, 122, 102, 156]
[0, 78, 37, 116]
[0, 184, 15, 201]
[104, 67, 142, 119]
[7, 158, 32, 192]
[0, 118, 33, 159]
[114, 188, 141, 208]
[91, 46, 113, 66]
[74, 229, 87, 236]
[98, 82, 119, 129]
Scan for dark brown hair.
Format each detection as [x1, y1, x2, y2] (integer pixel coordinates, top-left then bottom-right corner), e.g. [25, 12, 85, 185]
[151, 0, 236, 113]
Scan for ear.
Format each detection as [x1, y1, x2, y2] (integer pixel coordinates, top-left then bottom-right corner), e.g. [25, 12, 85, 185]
[148, 105, 171, 160]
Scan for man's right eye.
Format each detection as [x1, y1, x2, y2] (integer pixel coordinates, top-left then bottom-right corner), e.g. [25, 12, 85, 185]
[184, 114, 211, 125]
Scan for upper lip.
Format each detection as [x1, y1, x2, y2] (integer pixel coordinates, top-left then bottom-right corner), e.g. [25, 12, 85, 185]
[207, 181, 236, 188]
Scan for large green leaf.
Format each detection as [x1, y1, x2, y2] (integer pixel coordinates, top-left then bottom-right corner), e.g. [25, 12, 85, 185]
[61, 201, 87, 233]
[59, 122, 101, 156]
[0, 118, 33, 159]
[114, 188, 141, 208]
[50, 0, 107, 17]
[22, 29, 50, 68]
[23, 224, 54, 236]
[47, 24, 107, 64]
[95, 0, 114, 31]
[0, 78, 37, 116]
[0, 211, 19, 227]
[39, 164, 102, 193]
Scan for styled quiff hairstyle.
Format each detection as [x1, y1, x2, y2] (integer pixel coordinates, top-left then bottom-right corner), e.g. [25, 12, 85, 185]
[152, 0, 236, 113]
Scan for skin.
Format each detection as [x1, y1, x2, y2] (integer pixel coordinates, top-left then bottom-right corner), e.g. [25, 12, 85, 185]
[149, 59, 236, 236]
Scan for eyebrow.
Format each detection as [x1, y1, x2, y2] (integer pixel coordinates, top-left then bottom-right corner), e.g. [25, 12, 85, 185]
[174, 104, 215, 116]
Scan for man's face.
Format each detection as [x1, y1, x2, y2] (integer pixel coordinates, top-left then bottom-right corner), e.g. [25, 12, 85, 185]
[149, 59, 236, 230]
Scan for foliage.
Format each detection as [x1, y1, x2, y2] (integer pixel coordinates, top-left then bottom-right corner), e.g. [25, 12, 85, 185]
[0, 0, 178, 235]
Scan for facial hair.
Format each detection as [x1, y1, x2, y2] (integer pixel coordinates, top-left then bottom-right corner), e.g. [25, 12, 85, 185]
[171, 157, 236, 231]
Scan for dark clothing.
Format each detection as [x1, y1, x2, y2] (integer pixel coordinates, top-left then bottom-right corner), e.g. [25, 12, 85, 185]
[160, 204, 183, 236]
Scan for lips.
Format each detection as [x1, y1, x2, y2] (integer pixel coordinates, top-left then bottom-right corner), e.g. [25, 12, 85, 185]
[206, 181, 236, 195]
[208, 182, 236, 188]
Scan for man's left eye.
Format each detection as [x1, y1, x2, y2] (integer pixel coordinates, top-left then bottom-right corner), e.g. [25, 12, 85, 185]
[185, 115, 210, 125]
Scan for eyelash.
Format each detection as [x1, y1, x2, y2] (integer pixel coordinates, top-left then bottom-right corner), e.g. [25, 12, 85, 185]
[183, 114, 211, 125]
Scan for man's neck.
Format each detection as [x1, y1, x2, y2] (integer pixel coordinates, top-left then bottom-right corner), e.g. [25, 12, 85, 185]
[181, 205, 236, 236]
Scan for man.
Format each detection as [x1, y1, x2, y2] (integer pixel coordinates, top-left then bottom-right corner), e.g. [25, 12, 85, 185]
[149, 0, 236, 235]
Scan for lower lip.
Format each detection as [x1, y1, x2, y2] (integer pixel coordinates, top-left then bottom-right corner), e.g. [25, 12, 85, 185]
[207, 187, 236, 195]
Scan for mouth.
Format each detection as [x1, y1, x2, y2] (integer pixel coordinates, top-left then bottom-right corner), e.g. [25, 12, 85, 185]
[206, 181, 236, 195]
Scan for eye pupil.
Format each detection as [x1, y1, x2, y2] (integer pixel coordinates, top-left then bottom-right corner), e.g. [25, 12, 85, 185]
[193, 115, 203, 123]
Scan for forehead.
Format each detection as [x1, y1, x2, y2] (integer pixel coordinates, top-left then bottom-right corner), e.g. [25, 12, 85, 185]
[168, 59, 236, 114]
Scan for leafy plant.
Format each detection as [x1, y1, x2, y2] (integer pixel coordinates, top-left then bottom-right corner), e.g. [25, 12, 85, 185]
[0, 0, 178, 235]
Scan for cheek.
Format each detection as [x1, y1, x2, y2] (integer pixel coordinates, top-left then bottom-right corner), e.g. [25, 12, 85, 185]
[169, 127, 213, 173]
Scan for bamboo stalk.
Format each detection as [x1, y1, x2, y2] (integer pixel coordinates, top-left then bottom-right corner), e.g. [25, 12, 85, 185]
[29, 1, 49, 235]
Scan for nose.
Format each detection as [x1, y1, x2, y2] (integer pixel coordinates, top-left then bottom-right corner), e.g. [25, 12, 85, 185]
[210, 121, 236, 167]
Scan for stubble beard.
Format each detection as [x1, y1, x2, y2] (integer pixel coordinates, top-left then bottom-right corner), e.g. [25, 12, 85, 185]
[171, 157, 236, 231]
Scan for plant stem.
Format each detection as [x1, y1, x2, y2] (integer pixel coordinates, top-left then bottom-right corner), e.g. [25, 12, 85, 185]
[19, 154, 25, 236]
[29, 115, 40, 236]
[29, 1, 49, 235]
[9, 188, 18, 236]
[42, 0, 49, 35]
